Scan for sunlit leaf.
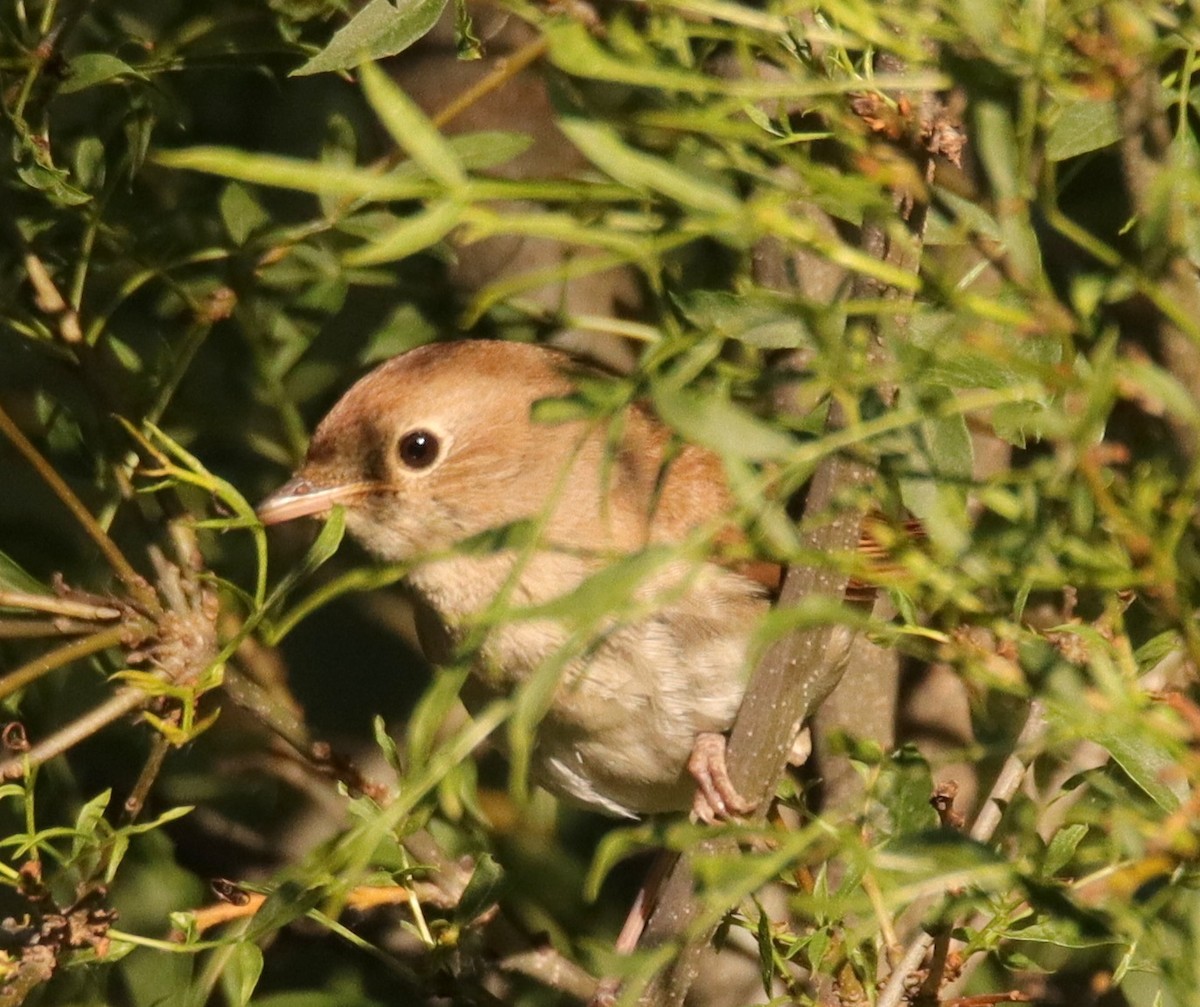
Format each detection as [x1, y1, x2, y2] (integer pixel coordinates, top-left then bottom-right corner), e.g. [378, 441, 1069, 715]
[293, 0, 449, 75]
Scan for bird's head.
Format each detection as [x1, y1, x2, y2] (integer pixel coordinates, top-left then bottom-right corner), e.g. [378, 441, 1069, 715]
[256, 340, 647, 561]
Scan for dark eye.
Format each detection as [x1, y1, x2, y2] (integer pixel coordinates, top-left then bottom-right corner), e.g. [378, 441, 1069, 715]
[397, 429, 440, 469]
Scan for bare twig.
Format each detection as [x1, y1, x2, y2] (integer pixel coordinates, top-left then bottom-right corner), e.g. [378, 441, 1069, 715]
[0, 618, 99, 638]
[875, 701, 1049, 1007]
[122, 733, 173, 824]
[0, 590, 120, 621]
[1109, 6, 1200, 457]
[0, 401, 154, 606]
[0, 625, 131, 702]
[499, 946, 600, 1002]
[431, 35, 549, 130]
[0, 688, 149, 779]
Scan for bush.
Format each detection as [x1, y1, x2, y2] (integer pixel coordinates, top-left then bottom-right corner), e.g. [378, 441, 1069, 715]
[1, 0, 1198, 1005]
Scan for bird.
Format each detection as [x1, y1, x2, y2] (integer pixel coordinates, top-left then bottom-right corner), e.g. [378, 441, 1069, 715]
[256, 338, 774, 821]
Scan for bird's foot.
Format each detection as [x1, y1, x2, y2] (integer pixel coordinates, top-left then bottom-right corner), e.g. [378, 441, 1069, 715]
[687, 731, 756, 824]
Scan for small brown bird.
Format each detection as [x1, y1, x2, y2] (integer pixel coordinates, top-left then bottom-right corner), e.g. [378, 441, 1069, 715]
[257, 339, 771, 820]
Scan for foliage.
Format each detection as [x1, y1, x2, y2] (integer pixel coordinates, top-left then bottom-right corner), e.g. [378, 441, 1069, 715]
[1, 0, 1199, 1005]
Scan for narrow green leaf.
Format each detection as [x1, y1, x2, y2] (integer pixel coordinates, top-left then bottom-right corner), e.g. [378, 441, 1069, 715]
[433, 131, 533, 173]
[1091, 726, 1188, 812]
[359, 62, 466, 190]
[652, 383, 796, 461]
[677, 290, 808, 349]
[293, 0, 449, 76]
[343, 200, 462, 265]
[154, 146, 433, 200]
[70, 789, 112, 862]
[559, 117, 739, 216]
[0, 550, 48, 594]
[454, 853, 503, 926]
[1043, 824, 1088, 876]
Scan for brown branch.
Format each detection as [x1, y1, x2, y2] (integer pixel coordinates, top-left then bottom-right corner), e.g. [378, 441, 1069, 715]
[0, 625, 130, 702]
[431, 35, 549, 130]
[0, 401, 153, 606]
[0, 590, 120, 621]
[875, 701, 1048, 1007]
[1109, 5, 1200, 457]
[498, 946, 600, 1003]
[634, 58, 943, 1002]
[0, 618, 98, 638]
[636, 454, 872, 1006]
[0, 688, 149, 779]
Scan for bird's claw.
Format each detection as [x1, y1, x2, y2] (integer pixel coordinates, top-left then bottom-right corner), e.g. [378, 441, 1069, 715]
[687, 731, 756, 824]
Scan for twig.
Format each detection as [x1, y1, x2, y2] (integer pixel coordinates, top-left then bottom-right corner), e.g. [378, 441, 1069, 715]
[0, 688, 149, 779]
[0, 590, 120, 621]
[0, 618, 98, 638]
[499, 946, 600, 1003]
[0, 401, 153, 605]
[179, 882, 436, 938]
[638, 452, 873, 1006]
[431, 35, 549, 129]
[122, 733, 173, 824]
[22, 250, 83, 344]
[875, 701, 1048, 1007]
[0, 625, 130, 702]
[968, 701, 1048, 843]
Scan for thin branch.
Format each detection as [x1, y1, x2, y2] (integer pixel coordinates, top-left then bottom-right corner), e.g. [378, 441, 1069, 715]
[0, 618, 98, 638]
[0, 590, 120, 621]
[875, 701, 1048, 1007]
[0, 625, 130, 702]
[121, 733, 173, 824]
[0, 401, 152, 603]
[0, 688, 148, 779]
[431, 35, 549, 130]
[499, 946, 600, 1003]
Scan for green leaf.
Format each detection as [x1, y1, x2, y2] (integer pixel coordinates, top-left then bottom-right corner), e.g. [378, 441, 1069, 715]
[585, 822, 658, 901]
[1043, 824, 1088, 877]
[454, 853, 503, 926]
[59, 53, 148, 94]
[897, 394, 974, 555]
[1090, 724, 1188, 812]
[435, 131, 533, 173]
[219, 183, 270, 245]
[293, 0, 449, 75]
[154, 146, 434, 200]
[1046, 100, 1121, 162]
[1006, 884, 1117, 949]
[875, 745, 938, 838]
[360, 304, 438, 364]
[70, 789, 112, 862]
[372, 715, 404, 775]
[652, 383, 796, 462]
[754, 898, 774, 996]
[222, 941, 264, 1007]
[358, 62, 466, 190]
[0, 550, 48, 594]
[343, 200, 463, 266]
[677, 290, 809, 349]
[559, 117, 739, 216]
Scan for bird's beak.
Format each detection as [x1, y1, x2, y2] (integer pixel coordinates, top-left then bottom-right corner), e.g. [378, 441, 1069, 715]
[256, 474, 371, 526]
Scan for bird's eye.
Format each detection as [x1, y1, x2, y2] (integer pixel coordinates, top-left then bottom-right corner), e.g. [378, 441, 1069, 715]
[397, 429, 440, 470]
